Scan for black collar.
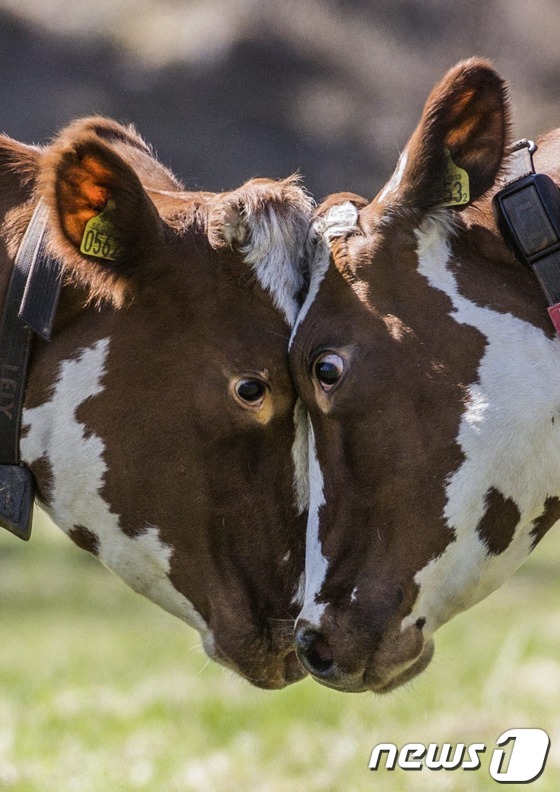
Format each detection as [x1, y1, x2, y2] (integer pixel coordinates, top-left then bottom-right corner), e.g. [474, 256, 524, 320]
[0, 199, 62, 540]
[493, 139, 560, 333]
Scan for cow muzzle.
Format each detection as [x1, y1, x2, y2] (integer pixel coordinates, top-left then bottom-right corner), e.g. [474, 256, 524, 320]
[294, 617, 434, 693]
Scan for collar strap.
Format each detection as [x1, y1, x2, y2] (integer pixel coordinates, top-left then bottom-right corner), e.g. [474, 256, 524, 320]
[0, 199, 62, 540]
[493, 139, 560, 334]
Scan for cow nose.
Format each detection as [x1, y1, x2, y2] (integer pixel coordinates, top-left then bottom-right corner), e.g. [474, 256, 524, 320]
[295, 622, 336, 679]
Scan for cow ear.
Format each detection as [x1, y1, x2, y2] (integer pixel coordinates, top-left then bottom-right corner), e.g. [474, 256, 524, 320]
[379, 58, 510, 212]
[207, 177, 312, 325]
[207, 196, 249, 248]
[40, 129, 163, 306]
[207, 176, 312, 253]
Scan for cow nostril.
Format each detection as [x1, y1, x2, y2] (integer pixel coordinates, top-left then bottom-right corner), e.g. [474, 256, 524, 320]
[307, 635, 334, 674]
[295, 626, 335, 677]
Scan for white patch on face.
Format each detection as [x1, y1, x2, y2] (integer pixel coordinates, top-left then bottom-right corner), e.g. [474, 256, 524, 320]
[377, 149, 408, 203]
[21, 339, 209, 638]
[291, 398, 310, 515]
[350, 586, 358, 603]
[290, 201, 359, 627]
[241, 202, 311, 328]
[402, 218, 560, 635]
[297, 422, 329, 626]
[290, 201, 359, 346]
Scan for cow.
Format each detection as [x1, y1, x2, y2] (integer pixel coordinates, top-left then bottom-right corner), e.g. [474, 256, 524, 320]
[289, 58, 560, 692]
[0, 116, 313, 689]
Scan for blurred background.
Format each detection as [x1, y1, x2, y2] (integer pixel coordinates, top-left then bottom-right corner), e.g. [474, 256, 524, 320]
[1, 0, 560, 200]
[3, 2, 560, 791]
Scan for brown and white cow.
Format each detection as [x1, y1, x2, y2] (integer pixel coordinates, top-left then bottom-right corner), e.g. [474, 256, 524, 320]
[290, 59, 560, 692]
[0, 117, 313, 688]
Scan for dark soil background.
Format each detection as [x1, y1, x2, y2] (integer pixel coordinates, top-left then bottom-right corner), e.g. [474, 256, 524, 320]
[1, 0, 559, 200]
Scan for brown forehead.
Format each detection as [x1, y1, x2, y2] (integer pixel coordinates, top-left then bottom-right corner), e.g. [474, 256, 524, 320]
[99, 213, 295, 401]
[296, 206, 490, 577]
[25, 210, 294, 420]
[307, 212, 489, 396]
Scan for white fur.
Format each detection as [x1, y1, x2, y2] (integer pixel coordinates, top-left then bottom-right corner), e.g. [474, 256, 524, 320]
[297, 423, 329, 625]
[402, 218, 560, 635]
[291, 398, 310, 515]
[21, 339, 209, 637]
[291, 201, 360, 627]
[241, 203, 310, 328]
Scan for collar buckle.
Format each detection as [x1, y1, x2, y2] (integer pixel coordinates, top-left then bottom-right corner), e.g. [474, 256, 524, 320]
[494, 171, 560, 270]
[493, 140, 560, 323]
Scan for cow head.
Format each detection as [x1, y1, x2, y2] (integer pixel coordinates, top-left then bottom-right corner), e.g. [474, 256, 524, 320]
[290, 59, 560, 692]
[0, 117, 313, 688]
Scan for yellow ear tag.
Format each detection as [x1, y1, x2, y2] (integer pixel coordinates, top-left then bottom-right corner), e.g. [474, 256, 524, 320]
[80, 199, 119, 261]
[441, 149, 470, 208]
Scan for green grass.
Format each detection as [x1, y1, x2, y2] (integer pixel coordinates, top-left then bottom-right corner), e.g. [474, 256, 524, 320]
[2, 510, 560, 791]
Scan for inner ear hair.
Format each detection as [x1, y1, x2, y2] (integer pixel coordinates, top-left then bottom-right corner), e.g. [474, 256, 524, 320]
[404, 58, 510, 210]
[43, 135, 158, 255]
[38, 126, 162, 307]
[54, 145, 116, 246]
[439, 61, 510, 200]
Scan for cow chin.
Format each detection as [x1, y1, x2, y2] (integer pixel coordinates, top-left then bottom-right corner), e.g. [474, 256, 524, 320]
[364, 637, 435, 694]
[330, 639, 434, 695]
[295, 615, 435, 694]
[201, 628, 308, 690]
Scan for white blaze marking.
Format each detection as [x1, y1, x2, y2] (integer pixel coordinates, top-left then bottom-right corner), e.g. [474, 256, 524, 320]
[291, 201, 360, 626]
[298, 422, 329, 625]
[402, 218, 560, 634]
[291, 398, 310, 516]
[21, 339, 209, 637]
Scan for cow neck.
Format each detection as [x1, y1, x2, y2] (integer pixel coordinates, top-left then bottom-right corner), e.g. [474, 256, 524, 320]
[493, 138, 560, 334]
[0, 198, 62, 540]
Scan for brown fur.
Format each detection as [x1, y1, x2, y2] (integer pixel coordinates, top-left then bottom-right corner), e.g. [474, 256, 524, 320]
[290, 59, 533, 693]
[1, 117, 312, 689]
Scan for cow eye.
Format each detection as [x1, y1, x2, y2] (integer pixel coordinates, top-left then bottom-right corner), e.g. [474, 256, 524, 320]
[235, 378, 267, 406]
[314, 353, 344, 391]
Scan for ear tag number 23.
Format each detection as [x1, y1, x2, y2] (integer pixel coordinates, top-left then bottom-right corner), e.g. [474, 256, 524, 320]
[80, 200, 119, 261]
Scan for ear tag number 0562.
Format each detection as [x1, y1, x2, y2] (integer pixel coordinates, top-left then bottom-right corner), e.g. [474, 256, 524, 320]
[80, 200, 119, 261]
